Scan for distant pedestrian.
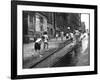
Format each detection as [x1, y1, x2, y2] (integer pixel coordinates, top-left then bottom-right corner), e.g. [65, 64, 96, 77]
[69, 32, 74, 41]
[56, 33, 59, 40]
[66, 33, 69, 40]
[73, 30, 81, 57]
[74, 30, 80, 43]
[34, 38, 42, 58]
[61, 31, 64, 41]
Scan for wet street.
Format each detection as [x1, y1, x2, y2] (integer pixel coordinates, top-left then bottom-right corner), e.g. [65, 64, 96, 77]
[22, 11, 90, 69]
[23, 37, 68, 68]
[23, 34, 89, 68]
[53, 34, 89, 67]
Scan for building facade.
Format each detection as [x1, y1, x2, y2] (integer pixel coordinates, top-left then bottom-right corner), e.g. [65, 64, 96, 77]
[23, 11, 55, 43]
[55, 13, 81, 34]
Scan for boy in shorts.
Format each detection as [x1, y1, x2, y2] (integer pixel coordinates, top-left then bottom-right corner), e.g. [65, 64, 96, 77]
[34, 38, 42, 58]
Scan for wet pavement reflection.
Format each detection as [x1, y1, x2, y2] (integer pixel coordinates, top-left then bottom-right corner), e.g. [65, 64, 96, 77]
[52, 34, 89, 67]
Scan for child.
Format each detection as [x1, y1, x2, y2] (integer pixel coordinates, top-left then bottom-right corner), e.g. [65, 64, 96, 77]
[34, 38, 42, 58]
[43, 34, 49, 49]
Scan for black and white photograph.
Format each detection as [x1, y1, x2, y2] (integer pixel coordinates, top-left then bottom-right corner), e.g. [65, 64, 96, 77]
[11, 1, 97, 79]
[23, 11, 90, 69]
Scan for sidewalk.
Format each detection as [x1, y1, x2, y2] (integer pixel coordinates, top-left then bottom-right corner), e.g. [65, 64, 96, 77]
[23, 37, 66, 60]
[23, 37, 71, 68]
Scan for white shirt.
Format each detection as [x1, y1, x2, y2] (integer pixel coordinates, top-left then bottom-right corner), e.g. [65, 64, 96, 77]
[43, 35, 48, 42]
[70, 33, 74, 38]
[80, 33, 88, 41]
[35, 38, 42, 43]
[56, 34, 58, 37]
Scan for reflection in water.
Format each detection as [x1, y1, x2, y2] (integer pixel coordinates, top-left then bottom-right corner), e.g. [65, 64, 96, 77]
[52, 33, 89, 67]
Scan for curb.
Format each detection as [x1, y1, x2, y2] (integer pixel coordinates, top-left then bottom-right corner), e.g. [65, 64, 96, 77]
[30, 39, 72, 68]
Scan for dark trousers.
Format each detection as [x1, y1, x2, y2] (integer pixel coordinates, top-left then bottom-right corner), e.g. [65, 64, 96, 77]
[44, 42, 48, 49]
[34, 43, 41, 51]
